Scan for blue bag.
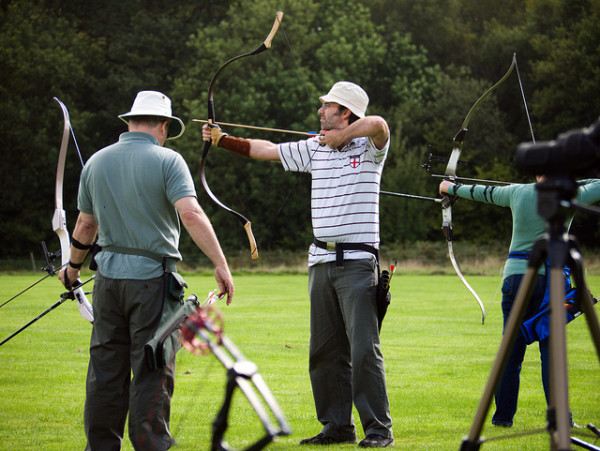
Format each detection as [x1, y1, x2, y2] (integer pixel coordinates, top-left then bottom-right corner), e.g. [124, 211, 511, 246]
[520, 266, 579, 344]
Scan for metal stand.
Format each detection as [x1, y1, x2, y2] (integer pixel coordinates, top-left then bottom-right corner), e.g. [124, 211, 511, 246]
[460, 177, 600, 450]
[179, 300, 291, 451]
[145, 294, 291, 450]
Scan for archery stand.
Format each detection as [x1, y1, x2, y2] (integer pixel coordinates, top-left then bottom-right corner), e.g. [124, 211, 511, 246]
[145, 295, 291, 451]
[179, 305, 291, 451]
[460, 177, 600, 451]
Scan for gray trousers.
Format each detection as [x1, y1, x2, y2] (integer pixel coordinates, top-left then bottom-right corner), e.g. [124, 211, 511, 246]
[308, 259, 393, 440]
[84, 274, 175, 451]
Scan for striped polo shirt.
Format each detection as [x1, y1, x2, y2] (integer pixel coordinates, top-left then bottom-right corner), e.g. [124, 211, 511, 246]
[278, 135, 389, 266]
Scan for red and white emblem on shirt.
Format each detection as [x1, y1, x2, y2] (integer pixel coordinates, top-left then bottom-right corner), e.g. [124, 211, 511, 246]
[349, 156, 361, 168]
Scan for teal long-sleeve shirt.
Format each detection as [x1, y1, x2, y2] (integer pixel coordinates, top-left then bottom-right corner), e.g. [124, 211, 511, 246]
[449, 179, 600, 277]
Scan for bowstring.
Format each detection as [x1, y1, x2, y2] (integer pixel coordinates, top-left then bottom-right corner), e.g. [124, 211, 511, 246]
[70, 124, 86, 167]
[256, 22, 320, 249]
[486, 264, 505, 314]
[280, 24, 313, 108]
[486, 54, 536, 315]
[514, 55, 536, 144]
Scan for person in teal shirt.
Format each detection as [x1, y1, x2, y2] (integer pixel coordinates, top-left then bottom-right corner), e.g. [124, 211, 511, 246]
[60, 91, 234, 450]
[439, 177, 600, 427]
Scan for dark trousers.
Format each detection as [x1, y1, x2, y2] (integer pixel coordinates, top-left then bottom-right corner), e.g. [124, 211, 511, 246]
[492, 273, 549, 426]
[84, 274, 175, 450]
[307, 259, 393, 440]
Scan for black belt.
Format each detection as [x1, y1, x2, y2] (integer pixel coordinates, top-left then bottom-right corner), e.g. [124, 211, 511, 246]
[313, 238, 378, 268]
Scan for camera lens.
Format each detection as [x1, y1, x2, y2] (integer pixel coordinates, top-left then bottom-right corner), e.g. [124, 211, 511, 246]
[516, 117, 600, 177]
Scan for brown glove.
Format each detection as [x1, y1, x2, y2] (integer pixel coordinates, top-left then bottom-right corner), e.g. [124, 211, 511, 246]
[209, 125, 228, 146]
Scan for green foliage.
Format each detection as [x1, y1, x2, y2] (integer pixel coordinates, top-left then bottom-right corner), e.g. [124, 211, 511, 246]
[527, 0, 600, 138]
[1, 0, 599, 260]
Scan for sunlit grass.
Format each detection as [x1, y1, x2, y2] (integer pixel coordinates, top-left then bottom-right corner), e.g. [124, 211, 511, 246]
[1, 272, 599, 450]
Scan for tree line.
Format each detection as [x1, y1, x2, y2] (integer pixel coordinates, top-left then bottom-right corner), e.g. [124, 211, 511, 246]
[1, 0, 599, 264]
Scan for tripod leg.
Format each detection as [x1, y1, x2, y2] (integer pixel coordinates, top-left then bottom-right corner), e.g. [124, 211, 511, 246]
[461, 262, 543, 450]
[548, 266, 571, 451]
[569, 247, 600, 361]
[580, 290, 600, 361]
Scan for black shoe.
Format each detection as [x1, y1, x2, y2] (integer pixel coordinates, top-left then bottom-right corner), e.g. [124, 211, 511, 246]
[358, 434, 394, 448]
[300, 433, 356, 445]
[492, 421, 513, 427]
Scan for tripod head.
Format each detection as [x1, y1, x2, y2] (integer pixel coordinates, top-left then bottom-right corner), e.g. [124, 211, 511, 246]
[517, 117, 600, 237]
[535, 176, 579, 235]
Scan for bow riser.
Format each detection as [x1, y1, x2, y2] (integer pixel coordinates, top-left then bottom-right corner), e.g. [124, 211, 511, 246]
[446, 143, 464, 179]
[54, 213, 94, 322]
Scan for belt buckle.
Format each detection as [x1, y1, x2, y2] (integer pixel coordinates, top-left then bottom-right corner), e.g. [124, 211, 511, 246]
[326, 242, 336, 252]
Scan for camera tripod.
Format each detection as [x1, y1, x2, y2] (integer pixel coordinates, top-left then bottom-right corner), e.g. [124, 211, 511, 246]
[460, 177, 600, 451]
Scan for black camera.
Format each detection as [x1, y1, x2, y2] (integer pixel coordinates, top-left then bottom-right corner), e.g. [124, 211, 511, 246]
[516, 117, 600, 177]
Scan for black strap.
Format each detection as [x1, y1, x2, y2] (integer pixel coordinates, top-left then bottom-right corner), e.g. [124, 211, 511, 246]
[313, 238, 378, 268]
[508, 251, 531, 260]
[71, 237, 93, 250]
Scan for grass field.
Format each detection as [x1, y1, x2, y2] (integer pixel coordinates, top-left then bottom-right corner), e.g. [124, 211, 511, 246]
[1, 271, 599, 450]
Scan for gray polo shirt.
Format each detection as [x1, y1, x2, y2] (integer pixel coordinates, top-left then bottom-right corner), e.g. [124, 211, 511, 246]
[78, 132, 196, 279]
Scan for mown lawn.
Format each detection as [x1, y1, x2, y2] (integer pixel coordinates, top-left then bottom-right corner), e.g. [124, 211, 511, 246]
[1, 272, 599, 450]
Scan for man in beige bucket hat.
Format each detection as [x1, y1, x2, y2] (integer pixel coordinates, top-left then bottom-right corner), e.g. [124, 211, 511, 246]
[319, 81, 369, 118]
[60, 90, 234, 450]
[201, 81, 394, 447]
[118, 90, 186, 140]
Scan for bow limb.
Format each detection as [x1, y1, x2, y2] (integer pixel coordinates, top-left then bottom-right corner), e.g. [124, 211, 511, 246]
[446, 54, 516, 177]
[442, 55, 517, 324]
[53, 97, 94, 322]
[442, 206, 485, 324]
[200, 11, 283, 260]
[455, 53, 517, 140]
[199, 160, 258, 259]
[442, 136, 486, 324]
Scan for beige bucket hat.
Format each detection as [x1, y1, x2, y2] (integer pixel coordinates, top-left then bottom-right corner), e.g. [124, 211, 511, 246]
[319, 81, 369, 118]
[119, 91, 185, 140]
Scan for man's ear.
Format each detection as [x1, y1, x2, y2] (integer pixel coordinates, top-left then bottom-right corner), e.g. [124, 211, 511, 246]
[161, 120, 170, 137]
[341, 107, 352, 122]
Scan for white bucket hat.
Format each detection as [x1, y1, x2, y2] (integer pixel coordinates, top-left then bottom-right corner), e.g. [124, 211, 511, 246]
[118, 91, 185, 140]
[319, 81, 369, 118]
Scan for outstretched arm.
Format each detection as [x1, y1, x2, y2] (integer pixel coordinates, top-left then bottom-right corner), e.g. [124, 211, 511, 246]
[440, 180, 514, 208]
[202, 124, 281, 161]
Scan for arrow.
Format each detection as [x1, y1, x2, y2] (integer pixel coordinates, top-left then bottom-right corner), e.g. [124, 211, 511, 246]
[380, 190, 442, 203]
[193, 119, 319, 137]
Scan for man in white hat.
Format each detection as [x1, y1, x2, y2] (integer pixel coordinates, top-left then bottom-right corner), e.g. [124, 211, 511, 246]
[201, 81, 393, 447]
[60, 90, 235, 450]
